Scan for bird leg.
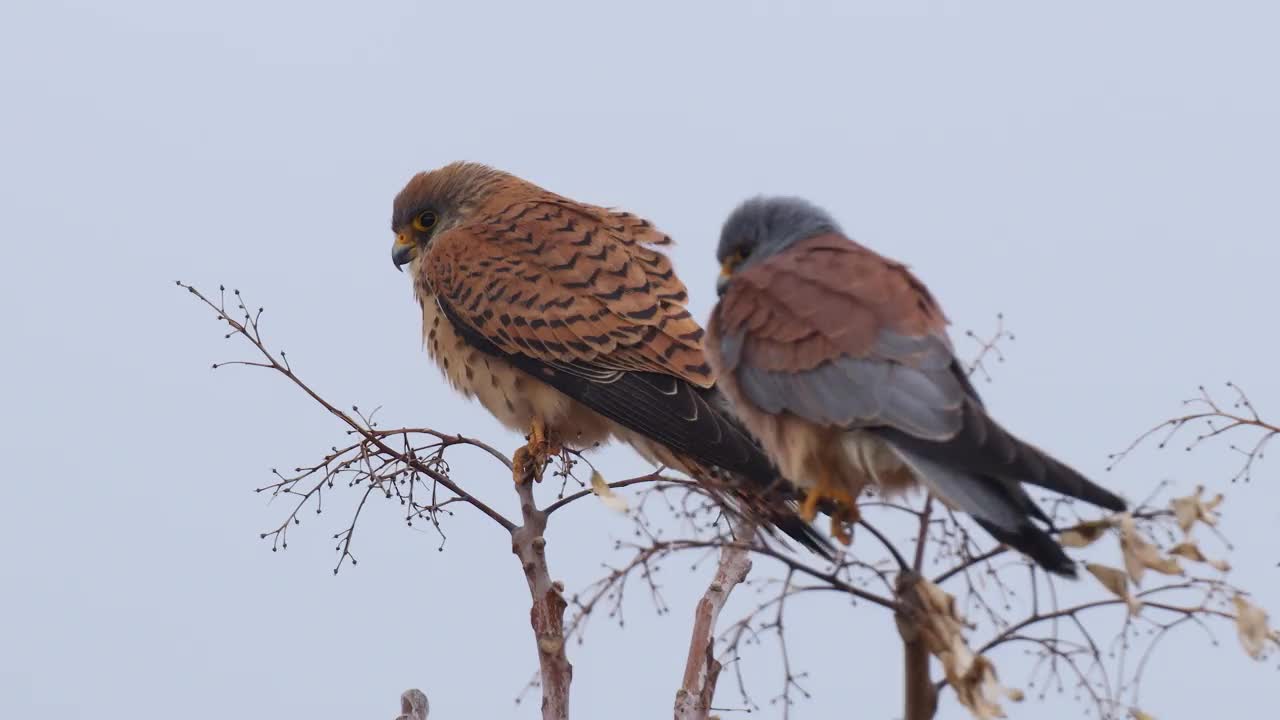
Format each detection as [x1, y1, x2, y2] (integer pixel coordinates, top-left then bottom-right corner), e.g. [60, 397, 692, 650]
[829, 498, 859, 547]
[513, 417, 560, 484]
[799, 466, 859, 546]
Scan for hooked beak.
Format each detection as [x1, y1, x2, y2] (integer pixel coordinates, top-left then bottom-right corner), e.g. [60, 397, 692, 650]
[391, 233, 417, 271]
[716, 260, 734, 296]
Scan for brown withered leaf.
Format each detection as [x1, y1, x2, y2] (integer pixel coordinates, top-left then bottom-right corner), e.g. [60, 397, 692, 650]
[1170, 485, 1224, 535]
[908, 578, 1021, 719]
[1058, 517, 1114, 548]
[1168, 542, 1231, 572]
[590, 470, 629, 513]
[1121, 534, 1183, 583]
[1117, 514, 1183, 584]
[1086, 563, 1142, 616]
[954, 654, 1022, 720]
[1233, 594, 1271, 660]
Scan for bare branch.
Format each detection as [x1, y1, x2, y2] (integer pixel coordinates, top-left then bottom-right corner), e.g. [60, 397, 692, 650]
[675, 519, 756, 720]
[182, 289, 1275, 720]
[510, 474, 573, 720]
[895, 572, 939, 720]
[180, 281, 517, 532]
[962, 313, 1014, 383]
[544, 471, 691, 515]
[1109, 382, 1277, 483]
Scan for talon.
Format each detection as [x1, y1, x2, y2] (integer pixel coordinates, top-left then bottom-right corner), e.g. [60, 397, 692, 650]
[802, 466, 859, 544]
[513, 418, 556, 484]
[512, 447, 535, 485]
[528, 417, 546, 449]
[831, 516, 852, 546]
[830, 503, 859, 546]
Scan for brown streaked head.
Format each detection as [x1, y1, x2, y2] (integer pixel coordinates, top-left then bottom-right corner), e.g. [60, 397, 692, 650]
[390, 161, 508, 270]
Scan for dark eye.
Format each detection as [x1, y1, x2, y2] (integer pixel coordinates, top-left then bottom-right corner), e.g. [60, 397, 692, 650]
[412, 210, 438, 232]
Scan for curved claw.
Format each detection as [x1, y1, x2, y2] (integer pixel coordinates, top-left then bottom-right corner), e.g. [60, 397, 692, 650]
[799, 466, 859, 546]
[513, 446, 537, 485]
[513, 417, 559, 484]
[830, 503, 859, 546]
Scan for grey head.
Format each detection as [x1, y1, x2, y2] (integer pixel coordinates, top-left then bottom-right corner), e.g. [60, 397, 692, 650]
[716, 196, 842, 293]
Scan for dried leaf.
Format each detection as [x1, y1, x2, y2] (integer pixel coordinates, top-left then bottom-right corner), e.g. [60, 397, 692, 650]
[1170, 485, 1224, 535]
[1170, 497, 1196, 533]
[1087, 563, 1128, 597]
[954, 654, 1021, 720]
[590, 470, 628, 513]
[908, 578, 1020, 719]
[1233, 594, 1271, 660]
[1087, 563, 1142, 616]
[1121, 533, 1184, 583]
[1059, 518, 1112, 548]
[1131, 709, 1156, 720]
[1145, 554, 1184, 578]
[1168, 542, 1231, 572]
[1116, 514, 1183, 583]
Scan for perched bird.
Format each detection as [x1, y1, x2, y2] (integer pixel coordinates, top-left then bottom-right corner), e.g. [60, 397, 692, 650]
[390, 163, 829, 556]
[706, 196, 1127, 577]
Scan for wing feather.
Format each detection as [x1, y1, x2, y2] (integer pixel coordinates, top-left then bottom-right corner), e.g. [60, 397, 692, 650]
[424, 198, 711, 386]
[420, 198, 829, 556]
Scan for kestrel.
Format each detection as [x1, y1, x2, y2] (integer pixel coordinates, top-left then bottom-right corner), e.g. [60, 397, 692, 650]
[707, 196, 1127, 576]
[390, 163, 828, 556]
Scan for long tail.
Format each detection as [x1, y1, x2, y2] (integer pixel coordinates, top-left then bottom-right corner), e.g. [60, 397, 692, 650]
[973, 518, 1076, 577]
[891, 446, 1085, 577]
[705, 465, 833, 560]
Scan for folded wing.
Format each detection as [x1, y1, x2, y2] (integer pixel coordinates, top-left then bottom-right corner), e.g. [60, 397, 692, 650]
[426, 199, 830, 555]
[711, 233, 1125, 574]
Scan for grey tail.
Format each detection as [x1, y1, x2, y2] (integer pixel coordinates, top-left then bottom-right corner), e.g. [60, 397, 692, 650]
[769, 508, 835, 560]
[973, 518, 1077, 577]
[889, 445, 1080, 577]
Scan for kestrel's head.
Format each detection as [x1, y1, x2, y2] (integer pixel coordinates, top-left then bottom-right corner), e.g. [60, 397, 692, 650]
[391, 161, 507, 270]
[715, 196, 841, 294]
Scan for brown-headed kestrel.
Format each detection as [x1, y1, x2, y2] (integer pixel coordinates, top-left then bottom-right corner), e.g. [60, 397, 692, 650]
[390, 163, 828, 556]
[707, 197, 1127, 576]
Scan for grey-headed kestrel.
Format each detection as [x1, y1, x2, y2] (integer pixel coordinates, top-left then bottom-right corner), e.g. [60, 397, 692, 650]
[390, 163, 829, 556]
[706, 196, 1127, 576]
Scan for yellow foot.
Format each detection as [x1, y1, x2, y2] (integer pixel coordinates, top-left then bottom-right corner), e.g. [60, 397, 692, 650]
[799, 487, 823, 523]
[513, 418, 560, 484]
[830, 502, 860, 546]
[513, 446, 536, 485]
[799, 468, 858, 545]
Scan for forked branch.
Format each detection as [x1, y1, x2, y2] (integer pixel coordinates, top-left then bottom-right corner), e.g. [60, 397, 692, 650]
[674, 520, 756, 720]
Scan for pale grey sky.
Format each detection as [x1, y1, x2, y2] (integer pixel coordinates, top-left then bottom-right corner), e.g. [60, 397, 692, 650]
[2, 1, 1277, 718]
